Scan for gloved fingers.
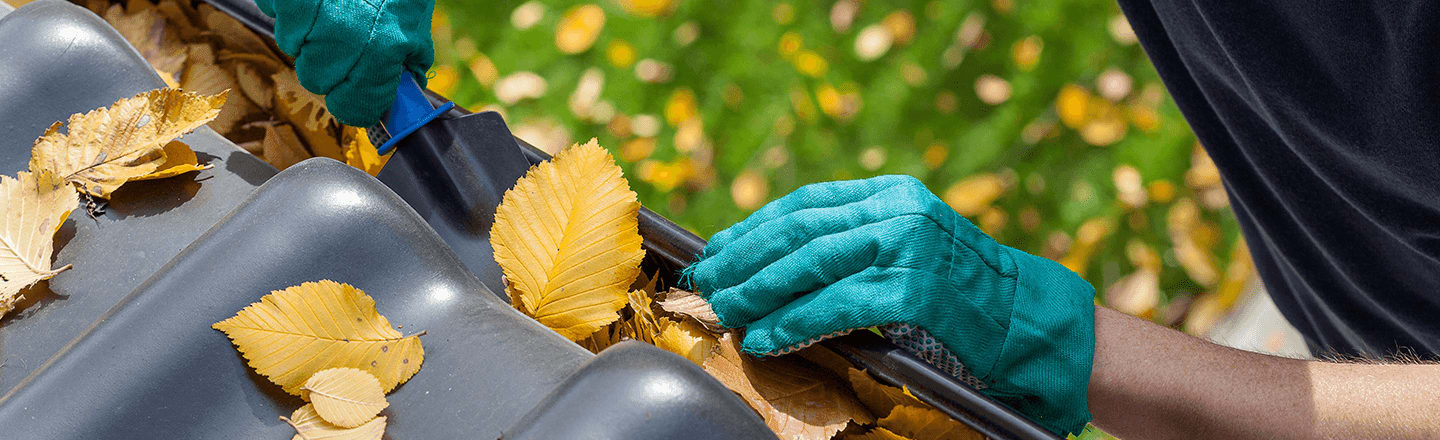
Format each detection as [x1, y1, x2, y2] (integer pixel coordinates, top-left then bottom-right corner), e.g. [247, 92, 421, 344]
[735, 267, 903, 357]
[323, 60, 406, 127]
[690, 184, 944, 294]
[705, 175, 921, 257]
[388, 0, 437, 85]
[259, 0, 323, 56]
[741, 267, 1008, 380]
[252, 0, 278, 18]
[292, 0, 382, 96]
[701, 222, 892, 327]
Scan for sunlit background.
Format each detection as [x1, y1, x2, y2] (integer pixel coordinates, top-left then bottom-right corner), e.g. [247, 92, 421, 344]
[424, 0, 1265, 336]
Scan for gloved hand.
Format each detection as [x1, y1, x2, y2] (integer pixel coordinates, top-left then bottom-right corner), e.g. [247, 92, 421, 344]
[253, 0, 436, 126]
[684, 175, 1095, 436]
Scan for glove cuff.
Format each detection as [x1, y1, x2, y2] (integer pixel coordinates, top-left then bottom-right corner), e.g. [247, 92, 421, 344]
[987, 249, 1096, 436]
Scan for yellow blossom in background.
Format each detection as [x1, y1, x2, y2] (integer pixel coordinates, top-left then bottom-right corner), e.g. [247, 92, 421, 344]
[665, 88, 698, 126]
[943, 173, 1007, 216]
[1148, 180, 1177, 203]
[794, 50, 829, 77]
[923, 143, 949, 170]
[467, 53, 498, 88]
[1012, 36, 1043, 71]
[1057, 85, 1092, 129]
[816, 84, 844, 119]
[1060, 217, 1116, 274]
[730, 169, 769, 210]
[621, 137, 657, 162]
[555, 4, 606, 54]
[882, 10, 917, 46]
[1127, 104, 1161, 132]
[978, 207, 1008, 236]
[431, 8, 451, 43]
[607, 40, 637, 68]
[427, 64, 459, 97]
[619, 0, 677, 17]
[674, 118, 705, 153]
[778, 32, 803, 59]
[638, 159, 693, 191]
[1080, 113, 1128, 147]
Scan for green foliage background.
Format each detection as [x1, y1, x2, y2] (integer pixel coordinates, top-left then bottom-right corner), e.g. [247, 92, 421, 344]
[430, 0, 1248, 325]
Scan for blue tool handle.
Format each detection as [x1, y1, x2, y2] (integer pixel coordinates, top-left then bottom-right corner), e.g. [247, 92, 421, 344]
[375, 72, 455, 155]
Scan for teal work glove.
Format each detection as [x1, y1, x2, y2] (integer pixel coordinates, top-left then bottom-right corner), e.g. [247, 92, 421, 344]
[253, 0, 435, 126]
[684, 175, 1095, 436]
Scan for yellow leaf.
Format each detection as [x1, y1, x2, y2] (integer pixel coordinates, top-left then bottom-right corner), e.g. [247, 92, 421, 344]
[179, 60, 249, 135]
[703, 333, 874, 439]
[577, 321, 626, 353]
[555, 4, 606, 54]
[342, 128, 391, 177]
[618, 0, 676, 17]
[654, 318, 717, 365]
[877, 406, 983, 440]
[942, 174, 1006, 217]
[0, 171, 78, 316]
[133, 141, 210, 181]
[730, 169, 769, 211]
[657, 288, 722, 332]
[847, 368, 923, 418]
[624, 289, 661, 344]
[301, 368, 389, 429]
[490, 139, 644, 341]
[212, 280, 424, 395]
[845, 427, 910, 440]
[261, 123, 312, 170]
[664, 88, 698, 126]
[29, 88, 226, 198]
[282, 404, 386, 440]
[272, 70, 337, 133]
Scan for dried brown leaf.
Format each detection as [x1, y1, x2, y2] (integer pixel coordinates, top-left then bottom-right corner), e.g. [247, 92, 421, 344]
[658, 288, 723, 332]
[847, 368, 923, 418]
[876, 406, 983, 440]
[104, 5, 187, 79]
[704, 333, 874, 439]
[260, 123, 310, 170]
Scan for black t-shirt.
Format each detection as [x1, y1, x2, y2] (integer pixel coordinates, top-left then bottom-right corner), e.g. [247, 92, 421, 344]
[1117, 0, 1440, 358]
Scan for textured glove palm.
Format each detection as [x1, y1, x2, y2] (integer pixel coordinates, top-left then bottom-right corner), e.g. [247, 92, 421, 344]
[253, 0, 435, 126]
[685, 175, 1095, 436]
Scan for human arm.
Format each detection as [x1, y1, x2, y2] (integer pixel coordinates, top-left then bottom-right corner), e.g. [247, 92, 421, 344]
[1090, 306, 1440, 440]
[253, 0, 435, 126]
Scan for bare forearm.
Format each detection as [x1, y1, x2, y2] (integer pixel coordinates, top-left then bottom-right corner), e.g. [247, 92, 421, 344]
[1087, 306, 1440, 439]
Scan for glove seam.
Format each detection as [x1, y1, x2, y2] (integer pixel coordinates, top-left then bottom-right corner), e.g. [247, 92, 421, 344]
[904, 211, 1013, 279]
[291, 0, 325, 63]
